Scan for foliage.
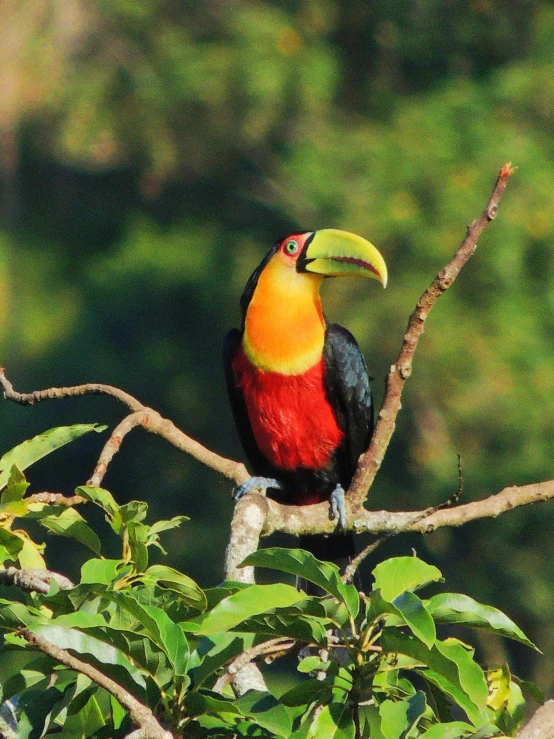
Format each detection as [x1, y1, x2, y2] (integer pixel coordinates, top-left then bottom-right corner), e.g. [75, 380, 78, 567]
[0, 430, 542, 737]
[2, 0, 554, 702]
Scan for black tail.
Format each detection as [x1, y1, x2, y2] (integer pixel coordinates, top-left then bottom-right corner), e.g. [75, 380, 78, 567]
[298, 533, 356, 595]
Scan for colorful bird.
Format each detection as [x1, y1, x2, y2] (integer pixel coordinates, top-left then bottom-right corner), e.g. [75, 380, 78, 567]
[224, 229, 387, 565]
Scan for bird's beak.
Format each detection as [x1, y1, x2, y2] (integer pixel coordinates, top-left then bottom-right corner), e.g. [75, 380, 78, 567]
[298, 229, 387, 287]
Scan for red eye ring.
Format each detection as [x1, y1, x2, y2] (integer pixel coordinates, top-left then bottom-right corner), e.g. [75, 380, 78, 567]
[283, 239, 299, 255]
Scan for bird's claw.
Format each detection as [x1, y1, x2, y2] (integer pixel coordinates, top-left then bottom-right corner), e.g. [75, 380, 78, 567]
[233, 477, 282, 502]
[329, 485, 348, 532]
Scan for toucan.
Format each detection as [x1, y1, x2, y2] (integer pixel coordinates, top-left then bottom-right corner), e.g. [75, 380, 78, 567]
[224, 229, 387, 566]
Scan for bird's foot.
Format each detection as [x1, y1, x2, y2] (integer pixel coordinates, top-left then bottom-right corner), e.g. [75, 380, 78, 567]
[329, 485, 348, 532]
[233, 477, 283, 502]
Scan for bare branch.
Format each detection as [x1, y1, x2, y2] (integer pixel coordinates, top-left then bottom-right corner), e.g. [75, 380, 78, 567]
[20, 629, 174, 739]
[0, 369, 248, 487]
[0, 368, 144, 412]
[255, 478, 554, 538]
[26, 492, 86, 506]
[224, 493, 269, 582]
[348, 162, 515, 508]
[0, 566, 74, 593]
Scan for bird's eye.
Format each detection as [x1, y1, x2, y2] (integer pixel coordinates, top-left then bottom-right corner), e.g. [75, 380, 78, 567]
[283, 239, 299, 255]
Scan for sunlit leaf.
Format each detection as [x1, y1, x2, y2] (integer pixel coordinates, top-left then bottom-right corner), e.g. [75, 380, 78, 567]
[40, 508, 101, 555]
[242, 548, 359, 618]
[75, 486, 119, 518]
[236, 690, 293, 736]
[0, 426, 106, 491]
[80, 558, 129, 585]
[369, 590, 436, 648]
[372, 557, 443, 602]
[307, 702, 355, 739]
[185, 583, 305, 634]
[426, 593, 537, 650]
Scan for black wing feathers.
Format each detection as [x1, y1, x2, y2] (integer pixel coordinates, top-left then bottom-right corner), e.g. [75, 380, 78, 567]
[323, 323, 374, 484]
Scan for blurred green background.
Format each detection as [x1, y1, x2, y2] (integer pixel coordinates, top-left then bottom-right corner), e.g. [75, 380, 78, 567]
[1, 0, 554, 695]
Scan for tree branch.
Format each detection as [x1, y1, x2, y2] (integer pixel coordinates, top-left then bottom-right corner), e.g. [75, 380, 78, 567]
[0, 566, 74, 593]
[348, 162, 515, 508]
[20, 628, 174, 739]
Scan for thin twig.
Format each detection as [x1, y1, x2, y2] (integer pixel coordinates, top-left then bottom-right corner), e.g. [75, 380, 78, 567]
[26, 492, 86, 507]
[348, 162, 515, 508]
[0, 368, 143, 412]
[0, 369, 248, 487]
[343, 454, 466, 582]
[20, 629, 173, 739]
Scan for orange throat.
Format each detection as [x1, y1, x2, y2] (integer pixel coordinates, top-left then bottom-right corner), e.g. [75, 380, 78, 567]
[243, 254, 325, 374]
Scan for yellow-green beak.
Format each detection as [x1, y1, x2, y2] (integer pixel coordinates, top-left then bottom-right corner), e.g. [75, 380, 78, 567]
[299, 229, 387, 287]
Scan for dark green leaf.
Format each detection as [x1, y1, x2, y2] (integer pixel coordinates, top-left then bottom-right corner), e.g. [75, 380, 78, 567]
[190, 633, 256, 688]
[185, 690, 242, 717]
[1, 464, 29, 503]
[242, 548, 359, 618]
[109, 591, 189, 675]
[118, 500, 148, 524]
[372, 557, 443, 602]
[0, 528, 24, 561]
[145, 564, 206, 610]
[0, 426, 106, 491]
[280, 678, 331, 707]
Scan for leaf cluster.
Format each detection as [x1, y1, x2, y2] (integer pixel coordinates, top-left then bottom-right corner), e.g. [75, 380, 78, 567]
[0, 429, 542, 737]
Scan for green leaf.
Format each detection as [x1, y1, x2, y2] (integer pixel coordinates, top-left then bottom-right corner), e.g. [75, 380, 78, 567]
[0, 528, 24, 561]
[0, 426, 106, 491]
[379, 692, 427, 739]
[420, 722, 475, 738]
[145, 564, 207, 610]
[118, 500, 148, 524]
[369, 590, 436, 648]
[186, 583, 305, 634]
[190, 633, 256, 688]
[380, 629, 488, 727]
[372, 557, 443, 602]
[80, 558, 129, 585]
[109, 591, 189, 675]
[127, 520, 149, 571]
[379, 700, 410, 739]
[75, 486, 119, 518]
[40, 508, 101, 555]
[298, 655, 327, 673]
[148, 515, 188, 536]
[242, 547, 359, 618]
[28, 624, 146, 690]
[307, 702, 355, 739]
[1, 465, 29, 503]
[426, 593, 538, 650]
[236, 690, 293, 736]
[184, 690, 242, 717]
[238, 610, 329, 645]
[279, 678, 331, 707]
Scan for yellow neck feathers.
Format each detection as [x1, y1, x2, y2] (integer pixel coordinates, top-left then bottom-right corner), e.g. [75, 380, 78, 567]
[243, 253, 325, 375]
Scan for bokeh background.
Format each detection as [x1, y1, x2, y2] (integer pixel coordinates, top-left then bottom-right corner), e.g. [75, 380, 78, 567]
[1, 0, 554, 695]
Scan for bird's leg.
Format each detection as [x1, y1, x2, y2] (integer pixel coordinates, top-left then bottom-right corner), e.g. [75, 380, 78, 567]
[329, 485, 348, 531]
[233, 477, 283, 502]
